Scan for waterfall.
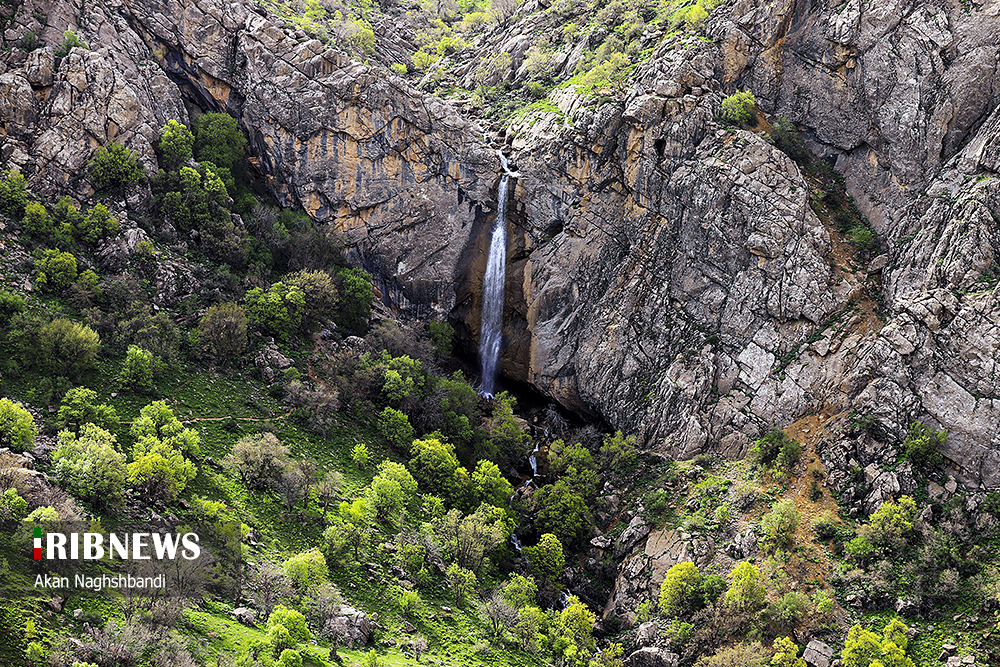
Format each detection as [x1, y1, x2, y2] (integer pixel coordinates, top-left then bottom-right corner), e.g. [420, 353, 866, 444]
[480, 152, 516, 397]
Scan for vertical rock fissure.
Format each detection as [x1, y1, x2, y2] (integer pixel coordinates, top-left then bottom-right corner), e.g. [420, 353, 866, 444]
[479, 151, 516, 396]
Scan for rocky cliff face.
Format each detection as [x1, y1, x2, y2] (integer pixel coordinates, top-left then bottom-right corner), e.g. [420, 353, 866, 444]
[1, 0, 999, 485]
[1, 0, 496, 316]
[493, 0, 1000, 487]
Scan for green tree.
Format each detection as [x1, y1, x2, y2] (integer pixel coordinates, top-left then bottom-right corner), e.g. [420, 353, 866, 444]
[724, 561, 766, 614]
[532, 480, 592, 545]
[428, 319, 455, 357]
[285, 269, 338, 323]
[351, 442, 370, 469]
[902, 421, 945, 467]
[0, 289, 26, 319]
[760, 499, 799, 551]
[0, 487, 29, 523]
[0, 170, 29, 221]
[75, 203, 119, 244]
[193, 112, 247, 170]
[195, 301, 248, 362]
[501, 574, 538, 609]
[552, 596, 597, 666]
[89, 141, 144, 189]
[277, 649, 303, 667]
[22, 201, 53, 240]
[770, 637, 805, 667]
[378, 407, 414, 449]
[524, 533, 565, 583]
[842, 621, 916, 667]
[51, 197, 82, 240]
[159, 119, 194, 170]
[721, 91, 756, 124]
[472, 459, 513, 508]
[750, 428, 801, 472]
[409, 437, 461, 500]
[482, 391, 531, 470]
[119, 345, 154, 391]
[39, 318, 100, 379]
[227, 432, 291, 490]
[131, 400, 200, 457]
[35, 249, 78, 292]
[868, 496, 917, 550]
[658, 561, 703, 616]
[282, 550, 328, 593]
[335, 266, 374, 333]
[246, 282, 306, 340]
[52, 424, 127, 506]
[0, 398, 38, 452]
[599, 430, 638, 468]
[127, 437, 196, 501]
[446, 562, 477, 607]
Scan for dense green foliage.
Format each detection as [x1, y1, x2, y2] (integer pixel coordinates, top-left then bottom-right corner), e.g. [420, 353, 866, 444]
[0, 398, 37, 451]
[721, 91, 757, 125]
[88, 141, 144, 189]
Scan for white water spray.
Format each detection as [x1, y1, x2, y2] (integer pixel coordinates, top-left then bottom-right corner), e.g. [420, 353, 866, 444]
[480, 152, 517, 396]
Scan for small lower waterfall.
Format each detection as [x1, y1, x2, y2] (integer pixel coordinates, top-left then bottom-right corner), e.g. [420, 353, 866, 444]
[479, 152, 516, 397]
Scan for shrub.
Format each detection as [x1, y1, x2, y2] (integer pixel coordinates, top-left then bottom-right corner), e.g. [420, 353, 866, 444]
[351, 442, 370, 469]
[0, 487, 29, 523]
[39, 318, 100, 379]
[750, 428, 801, 472]
[428, 319, 455, 357]
[131, 401, 200, 457]
[17, 31, 40, 51]
[57, 387, 119, 432]
[0, 290, 26, 319]
[196, 302, 248, 362]
[159, 120, 194, 170]
[0, 170, 29, 221]
[701, 574, 727, 605]
[76, 203, 119, 244]
[378, 407, 413, 449]
[659, 561, 703, 616]
[390, 63, 408, 75]
[193, 113, 247, 170]
[285, 269, 338, 324]
[684, 4, 708, 28]
[35, 249, 78, 292]
[22, 201, 53, 240]
[54, 30, 87, 57]
[902, 421, 945, 467]
[0, 398, 37, 452]
[812, 589, 834, 617]
[845, 535, 874, 563]
[52, 424, 127, 506]
[246, 282, 306, 340]
[334, 267, 374, 333]
[398, 589, 421, 615]
[695, 643, 765, 667]
[768, 592, 810, 631]
[770, 636, 806, 667]
[724, 561, 766, 614]
[532, 480, 593, 545]
[760, 499, 799, 551]
[842, 620, 915, 667]
[446, 562, 478, 607]
[227, 432, 291, 490]
[599, 430, 638, 468]
[282, 550, 328, 592]
[89, 142, 144, 189]
[127, 438, 196, 501]
[868, 496, 917, 550]
[524, 533, 565, 583]
[849, 225, 875, 251]
[119, 345, 154, 391]
[277, 649, 303, 667]
[721, 91, 756, 125]
[471, 459, 512, 508]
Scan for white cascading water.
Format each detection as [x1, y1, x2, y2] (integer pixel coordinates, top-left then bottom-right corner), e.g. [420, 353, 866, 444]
[479, 152, 516, 397]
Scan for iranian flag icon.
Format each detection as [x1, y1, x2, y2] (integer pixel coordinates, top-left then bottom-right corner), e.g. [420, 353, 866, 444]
[33, 526, 41, 559]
